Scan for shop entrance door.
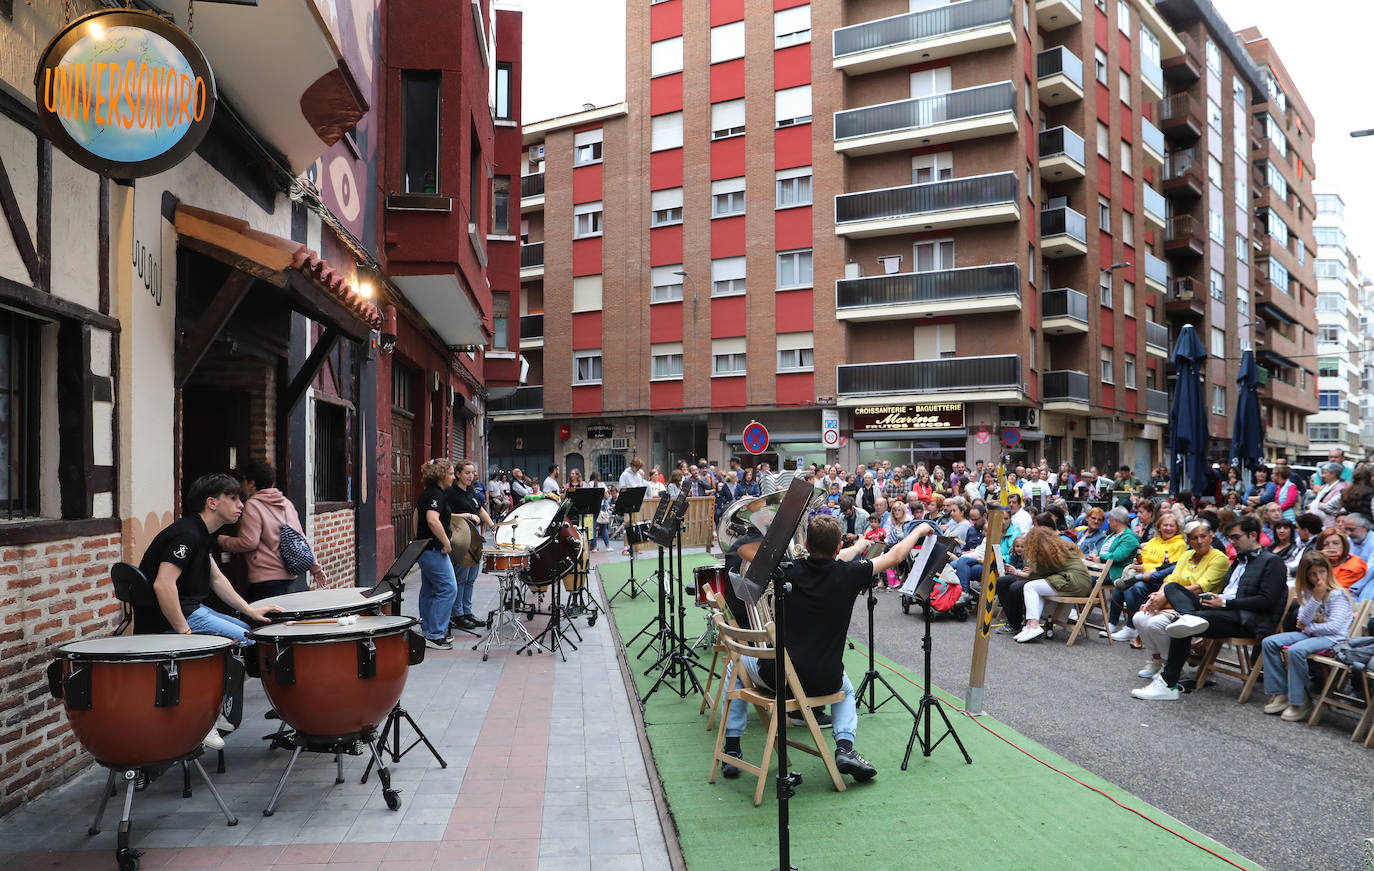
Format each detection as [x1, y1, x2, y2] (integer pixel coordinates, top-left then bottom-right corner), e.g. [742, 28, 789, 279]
[391, 413, 415, 560]
[180, 387, 252, 594]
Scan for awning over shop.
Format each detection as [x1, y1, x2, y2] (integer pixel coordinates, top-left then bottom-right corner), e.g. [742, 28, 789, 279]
[392, 274, 487, 349]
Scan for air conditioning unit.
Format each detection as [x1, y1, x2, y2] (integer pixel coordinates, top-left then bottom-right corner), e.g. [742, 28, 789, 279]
[999, 419, 1021, 428]
[1024, 408, 1041, 428]
[533, 144, 545, 160]
[610, 437, 630, 450]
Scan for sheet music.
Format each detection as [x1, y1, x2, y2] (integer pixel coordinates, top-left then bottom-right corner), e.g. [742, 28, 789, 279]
[898, 542, 940, 597]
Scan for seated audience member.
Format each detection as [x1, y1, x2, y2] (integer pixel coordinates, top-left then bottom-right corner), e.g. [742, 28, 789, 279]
[1309, 462, 1348, 529]
[1087, 507, 1141, 590]
[997, 527, 1093, 642]
[1107, 513, 1187, 642]
[1076, 507, 1108, 556]
[1132, 499, 1157, 543]
[1315, 528, 1366, 589]
[1260, 552, 1355, 721]
[1131, 521, 1232, 677]
[1131, 516, 1287, 701]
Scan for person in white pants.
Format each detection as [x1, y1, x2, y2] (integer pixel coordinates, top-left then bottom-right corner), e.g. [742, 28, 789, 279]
[1131, 520, 1231, 677]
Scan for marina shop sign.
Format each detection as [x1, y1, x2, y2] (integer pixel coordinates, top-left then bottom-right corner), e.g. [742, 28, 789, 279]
[35, 10, 216, 179]
[853, 402, 965, 432]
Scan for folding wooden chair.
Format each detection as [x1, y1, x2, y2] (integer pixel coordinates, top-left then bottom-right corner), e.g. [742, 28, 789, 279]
[1307, 600, 1374, 737]
[699, 587, 734, 730]
[707, 615, 846, 806]
[1195, 596, 1297, 703]
[1042, 560, 1113, 647]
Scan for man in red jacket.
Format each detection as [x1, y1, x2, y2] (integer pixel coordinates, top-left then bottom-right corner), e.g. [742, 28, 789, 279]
[219, 461, 328, 601]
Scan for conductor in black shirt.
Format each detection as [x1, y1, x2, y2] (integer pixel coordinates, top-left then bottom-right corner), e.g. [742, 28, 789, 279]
[721, 514, 935, 781]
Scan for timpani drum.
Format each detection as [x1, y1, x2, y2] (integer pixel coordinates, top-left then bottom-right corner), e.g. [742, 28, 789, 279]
[47, 635, 239, 769]
[254, 587, 396, 621]
[248, 616, 421, 741]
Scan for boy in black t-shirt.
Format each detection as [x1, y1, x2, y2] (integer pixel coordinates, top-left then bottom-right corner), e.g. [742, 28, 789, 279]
[720, 515, 934, 782]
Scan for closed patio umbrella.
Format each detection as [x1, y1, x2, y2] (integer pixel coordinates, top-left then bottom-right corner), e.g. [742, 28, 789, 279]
[1230, 348, 1265, 488]
[1168, 324, 1209, 497]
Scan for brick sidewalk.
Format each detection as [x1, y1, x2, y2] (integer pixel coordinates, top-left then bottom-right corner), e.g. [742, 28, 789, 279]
[0, 562, 672, 871]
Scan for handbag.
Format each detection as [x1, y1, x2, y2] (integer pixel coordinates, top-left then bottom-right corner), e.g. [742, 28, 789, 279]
[596, 509, 611, 525]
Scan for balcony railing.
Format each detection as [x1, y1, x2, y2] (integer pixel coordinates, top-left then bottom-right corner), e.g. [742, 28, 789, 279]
[1142, 117, 1165, 157]
[1043, 370, 1090, 403]
[1162, 31, 1201, 83]
[1158, 93, 1202, 140]
[837, 354, 1021, 396]
[520, 242, 544, 270]
[1040, 206, 1087, 243]
[521, 173, 545, 199]
[1162, 153, 1203, 196]
[1042, 288, 1088, 322]
[519, 314, 544, 340]
[1146, 320, 1170, 352]
[1039, 126, 1085, 164]
[489, 386, 543, 414]
[1169, 276, 1198, 301]
[1143, 185, 1167, 227]
[834, 0, 1012, 60]
[1164, 215, 1204, 254]
[1037, 45, 1083, 89]
[834, 81, 1015, 142]
[1144, 251, 1168, 288]
[836, 263, 1020, 312]
[835, 172, 1018, 226]
[1140, 50, 1164, 96]
[1146, 388, 1169, 418]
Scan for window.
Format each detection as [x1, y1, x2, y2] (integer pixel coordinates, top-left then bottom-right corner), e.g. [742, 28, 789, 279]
[910, 66, 952, 97]
[1309, 422, 1341, 442]
[1265, 162, 1288, 201]
[1316, 259, 1344, 281]
[1319, 325, 1340, 344]
[1122, 213, 1134, 247]
[1207, 98, 1222, 133]
[777, 332, 814, 372]
[711, 177, 746, 217]
[1316, 226, 1347, 250]
[711, 21, 745, 64]
[1267, 115, 1287, 157]
[1266, 210, 1289, 245]
[914, 238, 954, 272]
[775, 85, 812, 127]
[650, 265, 684, 303]
[0, 311, 40, 518]
[1233, 75, 1247, 107]
[651, 342, 684, 380]
[1099, 270, 1112, 308]
[313, 400, 349, 502]
[1096, 121, 1110, 159]
[776, 166, 812, 208]
[492, 293, 509, 347]
[1233, 121, 1247, 158]
[651, 112, 683, 151]
[1100, 348, 1114, 384]
[1123, 280, 1135, 312]
[711, 99, 746, 139]
[1209, 208, 1224, 243]
[1118, 69, 1130, 106]
[495, 62, 512, 120]
[651, 36, 683, 77]
[774, 5, 810, 48]
[1316, 292, 1347, 313]
[468, 127, 482, 224]
[1268, 257, 1289, 292]
[711, 256, 746, 296]
[1095, 48, 1108, 85]
[1205, 39, 1221, 74]
[492, 176, 510, 235]
[1211, 326, 1225, 358]
[911, 151, 953, 183]
[1212, 384, 1226, 415]
[1319, 390, 1341, 411]
[574, 201, 603, 238]
[1234, 159, 1248, 206]
[1210, 269, 1225, 302]
[402, 71, 441, 194]
[1140, 26, 1160, 62]
[574, 129, 603, 166]
[1098, 196, 1110, 231]
[1319, 358, 1340, 378]
[1208, 155, 1223, 188]
[1236, 235, 1248, 264]
[572, 275, 603, 313]
[1120, 141, 1132, 175]
[651, 187, 683, 227]
[712, 338, 746, 376]
[777, 248, 813, 289]
[1124, 353, 1137, 387]
[573, 350, 603, 384]
[1237, 286, 1249, 316]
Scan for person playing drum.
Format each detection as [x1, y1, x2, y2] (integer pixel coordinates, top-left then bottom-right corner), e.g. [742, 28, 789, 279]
[446, 459, 497, 632]
[138, 473, 284, 748]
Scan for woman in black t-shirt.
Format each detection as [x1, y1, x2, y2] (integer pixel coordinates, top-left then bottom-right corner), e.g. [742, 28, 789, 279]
[415, 458, 457, 648]
[446, 460, 497, 630]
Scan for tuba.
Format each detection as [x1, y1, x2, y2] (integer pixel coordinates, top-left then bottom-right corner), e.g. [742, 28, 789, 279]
[716, 486, 828, 569]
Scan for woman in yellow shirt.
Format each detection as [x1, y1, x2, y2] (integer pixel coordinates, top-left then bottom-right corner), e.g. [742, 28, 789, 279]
[1108, 513, 1188, 642]
[1130, 520, 1232, 677]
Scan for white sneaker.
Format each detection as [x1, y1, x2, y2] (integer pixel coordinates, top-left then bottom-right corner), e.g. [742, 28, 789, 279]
[1110, 626, 1139, 643]
[202, 726, 225, 751]
[214, 713, 235, 733]
[1165, 614, 1209, 639]
[1130, 675, 1180, 701]
[1099, 622, 1118, 639]
[1014, 625, 1045, 643]
[1068, 608, 1079, 622]
[1137, 659, 1164, 679]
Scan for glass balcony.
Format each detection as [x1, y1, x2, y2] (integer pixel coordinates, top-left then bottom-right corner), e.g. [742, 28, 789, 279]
[1142, 185, 1167, 232]
[1038, 126, 1085, 179]
[837, 354, 1022, 398]
[1141, 117, 1165, 166]
[1146, 388, 1169, 420]
[1140, 50, 1164, 101]
[1043, 370, 1090, 406]
[834, 82, 1017, 155]
[833, 0, 1014, 75]
[1041, 288, 1088, 334]
[1144, 251, 1168, 292]
[489, 386, 543, 415]
[835, 172, 1019, 237]
[1040, 206, 1087, 258]
[1146, 320, 1170, 357]
[836, 263, 1021, 320]
[520, 242, 544, 272]
[1037, 46, 1084, 105]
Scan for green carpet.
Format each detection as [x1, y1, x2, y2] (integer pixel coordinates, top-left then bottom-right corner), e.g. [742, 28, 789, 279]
[597, 556, 1263, 871]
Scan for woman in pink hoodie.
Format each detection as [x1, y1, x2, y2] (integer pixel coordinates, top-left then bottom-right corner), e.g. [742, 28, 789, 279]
[218, 461, 328, 601]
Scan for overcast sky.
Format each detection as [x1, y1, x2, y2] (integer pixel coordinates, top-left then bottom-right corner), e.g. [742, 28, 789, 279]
[519, 0, 1373, 273]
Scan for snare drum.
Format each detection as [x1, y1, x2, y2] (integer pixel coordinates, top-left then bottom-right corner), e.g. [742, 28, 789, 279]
[483, 548, 531, 573]
[248, 616, 421, 740]
[693, 564, 729, 608]
[255, 587, 396, 621]
[48, 635, 239, 769]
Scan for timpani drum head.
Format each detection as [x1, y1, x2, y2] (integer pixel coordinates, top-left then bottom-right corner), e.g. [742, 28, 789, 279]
[55, 635, 234, 660]
[249, 615, 416, 644]
[495, 498, 561, 550]
[255, 587, 395, 621]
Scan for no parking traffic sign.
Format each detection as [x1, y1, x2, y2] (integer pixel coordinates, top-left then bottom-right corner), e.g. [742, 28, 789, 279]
[743, 421, 770, 455]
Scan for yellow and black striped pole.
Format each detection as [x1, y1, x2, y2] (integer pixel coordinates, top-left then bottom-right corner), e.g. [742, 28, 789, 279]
[964, 456, 1009, 715]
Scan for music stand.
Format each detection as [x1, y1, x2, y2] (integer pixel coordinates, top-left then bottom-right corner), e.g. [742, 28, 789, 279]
[899, 537, 971, 770]
[641, 491, 702, 701]
[628, 493, 677, 656]
[562, 487, 606, 626]
[362, 538, 449, 781]
[609, 486, 650, 602]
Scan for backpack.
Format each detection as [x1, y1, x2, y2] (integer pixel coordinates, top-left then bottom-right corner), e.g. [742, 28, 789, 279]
[278, 522, 315, 577]
[1330, 636, 1374, 674]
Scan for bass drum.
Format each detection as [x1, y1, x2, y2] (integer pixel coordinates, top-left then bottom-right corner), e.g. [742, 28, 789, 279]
[494, 496, 563, 551]
[523, 522, 583, 588]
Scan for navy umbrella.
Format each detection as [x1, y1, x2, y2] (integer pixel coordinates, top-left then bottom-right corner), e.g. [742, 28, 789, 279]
[1230, 348, 1265, 485]
[1168, 324, 1209, 497]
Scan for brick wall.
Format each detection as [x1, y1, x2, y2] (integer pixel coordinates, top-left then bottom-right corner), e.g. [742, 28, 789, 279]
[0, 532, 123, 816]
[311, 508, 356, 589]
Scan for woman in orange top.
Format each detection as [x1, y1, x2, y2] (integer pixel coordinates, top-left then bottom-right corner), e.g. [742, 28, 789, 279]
[1315, 528, 1367, 588]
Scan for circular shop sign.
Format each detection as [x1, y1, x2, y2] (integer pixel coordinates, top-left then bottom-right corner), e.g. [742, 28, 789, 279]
[742, 422, 770, 455]
[35, 9, 217, 179]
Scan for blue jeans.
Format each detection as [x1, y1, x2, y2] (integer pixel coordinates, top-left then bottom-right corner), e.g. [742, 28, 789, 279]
[451, 562, 479, 619]
[1110, 580, 1153, 625]
[724, 657, 858, 745]
[185, 605, 252, 644]
[1262, 631, 1333, 706]
[417, 549, 457, 640]
[594, 524, 611, 549]
[953, 555, 983, 592]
